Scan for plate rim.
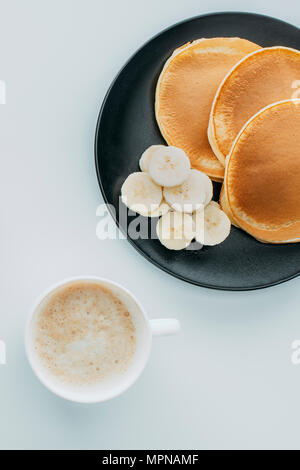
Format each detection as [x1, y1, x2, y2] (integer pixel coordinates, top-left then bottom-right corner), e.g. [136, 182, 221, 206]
[95, 11, 300, 291]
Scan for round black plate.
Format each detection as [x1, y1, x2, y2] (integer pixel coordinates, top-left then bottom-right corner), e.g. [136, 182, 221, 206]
[95, 12, 300, 291]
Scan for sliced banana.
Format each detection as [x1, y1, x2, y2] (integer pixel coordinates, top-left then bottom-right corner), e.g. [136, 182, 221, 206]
[139, 145, 166, 173]
[156, 211, 195, 250]
[148, 200, 170, 218]
[134, 200, 170, 218]
[148, 146, 190, 187]
[121, 172, 162, 215]
[193, 201, 231, 246]
[209, 201, 220, 209]
[203, 174, 213, 206]
[163, 169, 207, 213]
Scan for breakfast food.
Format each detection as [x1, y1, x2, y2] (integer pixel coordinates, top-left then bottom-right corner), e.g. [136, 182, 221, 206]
[139, 145, 165, 172]
[121, 144, 231, 250]
[209, 46, 300, 165]
[225, 99, 300, 243]
[148, 146, 191, 187]
[122, 41, 300, 250]
[121, 172, 162, 216]
[155, 38, 261, 180]
[34, 281, 136, 386]
[163, 169, 212, 213]
[147, 199, 170, 218]
[156, 211, 196, 250]
[219, 183, 238, 227]
[122, 36, 300, 250]
[193, 201, 231, 246]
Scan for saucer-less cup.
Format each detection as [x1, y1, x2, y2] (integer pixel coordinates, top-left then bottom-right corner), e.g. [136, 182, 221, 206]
[25, 276, 180, 403]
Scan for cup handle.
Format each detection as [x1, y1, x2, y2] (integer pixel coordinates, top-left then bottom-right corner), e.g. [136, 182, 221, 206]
[149, 319, 180, 336]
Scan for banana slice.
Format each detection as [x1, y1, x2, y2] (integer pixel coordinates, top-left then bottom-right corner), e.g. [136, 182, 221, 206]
[203, 173, 213, 206]
[134, 200, 170, 217]
[121, 172, 162, 215]
[148, 146, 190, 187]
[163, 169, 208, 213]
[193, 201, 231, 246]
[148, 200, 170, 218]
[209, 201, 220, 209]
[156, 211, 196, 250]
[139, 145, 166, 172]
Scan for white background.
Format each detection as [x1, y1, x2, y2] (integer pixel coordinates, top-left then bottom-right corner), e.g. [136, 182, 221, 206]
[1, 0, 300, 450]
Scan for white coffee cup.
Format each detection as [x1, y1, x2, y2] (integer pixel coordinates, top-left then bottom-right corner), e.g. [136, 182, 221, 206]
[25, 276, 180, 403]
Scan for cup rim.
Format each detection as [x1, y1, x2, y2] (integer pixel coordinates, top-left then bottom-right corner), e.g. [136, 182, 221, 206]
[25, 276, 152, 403]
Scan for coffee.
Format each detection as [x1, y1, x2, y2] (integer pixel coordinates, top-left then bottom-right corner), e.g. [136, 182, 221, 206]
[34, 281, 136, 386]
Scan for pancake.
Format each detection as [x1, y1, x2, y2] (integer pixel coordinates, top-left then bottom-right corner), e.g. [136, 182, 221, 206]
[155, 38, 261, 181]
[209, 46, 300, 165]
[225, 99, 300, 243]
[219, 182, 239, 227]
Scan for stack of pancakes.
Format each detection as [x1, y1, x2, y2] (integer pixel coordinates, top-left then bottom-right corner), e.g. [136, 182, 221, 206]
[155, 40, 300, 244]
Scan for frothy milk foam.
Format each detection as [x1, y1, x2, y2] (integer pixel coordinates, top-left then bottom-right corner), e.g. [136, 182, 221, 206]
[33, 281, 137, 386]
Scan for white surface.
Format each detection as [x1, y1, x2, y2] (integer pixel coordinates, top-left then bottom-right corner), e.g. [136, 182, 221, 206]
[1, 0, 300, 450]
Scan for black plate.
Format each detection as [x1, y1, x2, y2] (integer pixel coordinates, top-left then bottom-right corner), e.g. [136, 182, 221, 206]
[95, 12, 300, 291]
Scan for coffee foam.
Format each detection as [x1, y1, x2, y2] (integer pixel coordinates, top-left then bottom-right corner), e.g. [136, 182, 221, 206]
[34, 281, 136, 386]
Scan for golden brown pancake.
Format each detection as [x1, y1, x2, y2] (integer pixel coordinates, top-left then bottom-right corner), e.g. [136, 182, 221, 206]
[155, 38, 261, 181]
[209, 46, 300, 165]
[219, 182, 239, 227]
[226, 100, 300, 243]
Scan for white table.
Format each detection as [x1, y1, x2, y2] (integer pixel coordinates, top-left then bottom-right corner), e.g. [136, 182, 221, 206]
[1, 0, 300, 450]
